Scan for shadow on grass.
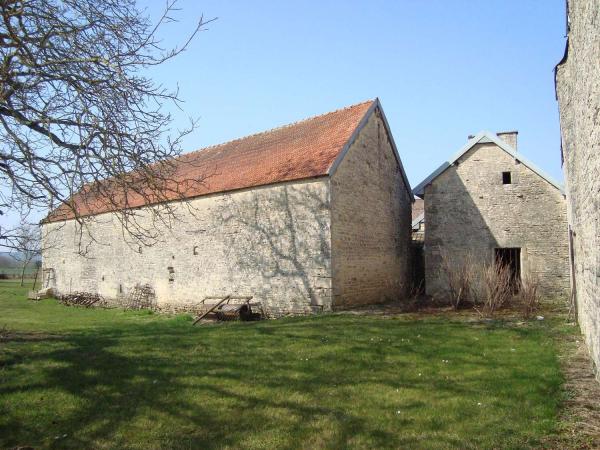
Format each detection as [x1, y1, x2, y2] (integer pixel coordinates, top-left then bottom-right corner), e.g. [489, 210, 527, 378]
[0, 314, 562, 449]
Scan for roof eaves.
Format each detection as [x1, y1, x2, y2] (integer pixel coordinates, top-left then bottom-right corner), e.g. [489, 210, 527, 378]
[484, 132, 565, 194]
[327, 99, 377, 176]
[328, 98, 414, 200]
[413, 131, 565, 196]
[412, 132, 486, 196]
[375, 98, 414, 200]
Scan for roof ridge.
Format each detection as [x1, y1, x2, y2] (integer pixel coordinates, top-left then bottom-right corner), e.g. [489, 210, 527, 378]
[45, 99, 379, 223]
[413, 130, 564, 195]
[184, 99, 375, 158]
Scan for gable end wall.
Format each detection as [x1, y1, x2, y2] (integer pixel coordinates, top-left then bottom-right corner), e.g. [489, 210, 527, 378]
[424, 142, 569, 298]
[330, 110, 412, 307]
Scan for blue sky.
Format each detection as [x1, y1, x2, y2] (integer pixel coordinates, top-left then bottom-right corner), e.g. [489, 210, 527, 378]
[145, 0, 568, 187]
[0, 0, 569, 234]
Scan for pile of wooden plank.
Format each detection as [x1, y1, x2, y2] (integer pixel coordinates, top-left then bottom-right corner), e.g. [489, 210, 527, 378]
[59, 292, 103, 308]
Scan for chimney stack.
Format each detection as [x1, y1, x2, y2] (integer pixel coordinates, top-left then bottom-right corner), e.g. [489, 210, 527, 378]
[496, 131, 518, 150]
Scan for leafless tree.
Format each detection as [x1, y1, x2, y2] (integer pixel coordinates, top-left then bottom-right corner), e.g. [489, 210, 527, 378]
[0, 0, 215, 250]
[11, 223, 40, 286]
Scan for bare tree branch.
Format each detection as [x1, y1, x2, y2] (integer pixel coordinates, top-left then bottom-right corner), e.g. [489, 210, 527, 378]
[9, 222, 40, 286]
[0, 0, 216, 251]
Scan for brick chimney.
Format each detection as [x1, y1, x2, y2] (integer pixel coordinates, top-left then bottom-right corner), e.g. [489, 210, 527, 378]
[496, 131, 518, 150]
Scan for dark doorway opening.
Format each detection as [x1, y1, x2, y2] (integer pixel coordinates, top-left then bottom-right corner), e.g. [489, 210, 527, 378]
[495, 248, 521, 290]
[410, 241, 425, 294]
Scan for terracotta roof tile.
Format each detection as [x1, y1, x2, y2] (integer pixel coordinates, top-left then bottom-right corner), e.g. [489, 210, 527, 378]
[46, 100, 375, 222]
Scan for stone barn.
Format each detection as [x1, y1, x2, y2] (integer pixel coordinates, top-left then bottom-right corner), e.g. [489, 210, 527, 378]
[41, 99, 413, 316]
[555, 0, 600, 377]
[413, 131, 570, 299]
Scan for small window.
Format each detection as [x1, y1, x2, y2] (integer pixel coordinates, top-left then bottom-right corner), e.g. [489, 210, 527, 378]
[502, 171, 512, 184]
[168, 266, 175, 282]
[193, 246, 198, 256]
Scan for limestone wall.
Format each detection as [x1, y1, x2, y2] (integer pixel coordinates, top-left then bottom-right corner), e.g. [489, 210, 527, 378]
[424, 142, 570, 298]
[330, 110, 412, 308]
[42, 178, 332, 317]
[555, 0, 600, 377]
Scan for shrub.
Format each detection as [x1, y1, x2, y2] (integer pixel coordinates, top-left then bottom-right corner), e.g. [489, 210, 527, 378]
[439, 251, 476, 309]
[518, 273, 541, 320]
[479, 262, 513, 317]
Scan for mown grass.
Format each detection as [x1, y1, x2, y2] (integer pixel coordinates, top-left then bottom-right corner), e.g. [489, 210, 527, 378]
[0, 280, 566, 449]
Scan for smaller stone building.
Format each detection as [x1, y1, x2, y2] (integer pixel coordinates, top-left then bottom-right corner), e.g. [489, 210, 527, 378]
[411, 197, 425, 242]
[410, 198, 426, 290]
[413, 131, 570, 299]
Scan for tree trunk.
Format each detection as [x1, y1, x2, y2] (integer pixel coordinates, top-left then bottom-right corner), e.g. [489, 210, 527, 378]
[32, 267, 39, 291]
[20, 263, 27, 287]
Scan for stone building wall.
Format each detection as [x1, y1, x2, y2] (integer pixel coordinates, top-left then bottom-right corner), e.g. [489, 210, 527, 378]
[555, 0, 600, 377]
[424, 142, 570, 298]
[330, 110, 412, 308]
[42, 178, 332, 317]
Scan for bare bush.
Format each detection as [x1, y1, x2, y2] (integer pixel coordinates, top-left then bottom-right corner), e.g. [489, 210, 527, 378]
[439, 251, 476, 309]
[479, 262, 513, 317]
[404, 280, 426, 311]
[518, 273, 541, 320]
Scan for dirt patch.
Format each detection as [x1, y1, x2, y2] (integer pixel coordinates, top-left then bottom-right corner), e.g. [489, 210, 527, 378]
[336, 297, 527, 320]
[546, 331, 600, 449]
[335, 295, 457, 316]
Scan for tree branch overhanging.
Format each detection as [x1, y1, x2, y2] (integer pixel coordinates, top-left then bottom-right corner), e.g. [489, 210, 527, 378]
[0, 0, 216, 252]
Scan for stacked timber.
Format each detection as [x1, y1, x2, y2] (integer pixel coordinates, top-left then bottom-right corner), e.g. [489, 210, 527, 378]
[60, 292, 103, 307]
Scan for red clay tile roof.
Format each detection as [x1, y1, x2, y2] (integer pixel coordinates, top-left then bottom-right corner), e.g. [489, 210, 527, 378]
[46, 100, 375, 222]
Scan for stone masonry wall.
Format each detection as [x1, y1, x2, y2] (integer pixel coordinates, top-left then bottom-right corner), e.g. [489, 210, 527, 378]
[424, 142, 570, 299]
[555, 0, 600, 377]
[42, 178, 332, 317]
[330, 110, 412, 308]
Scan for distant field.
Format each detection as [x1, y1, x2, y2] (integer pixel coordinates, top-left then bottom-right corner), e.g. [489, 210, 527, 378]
[0, 252, 40, 278]
[0, 266, 38, 277]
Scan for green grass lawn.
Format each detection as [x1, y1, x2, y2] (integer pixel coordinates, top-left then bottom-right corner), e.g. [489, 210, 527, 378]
[0, 280, 566, 449]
